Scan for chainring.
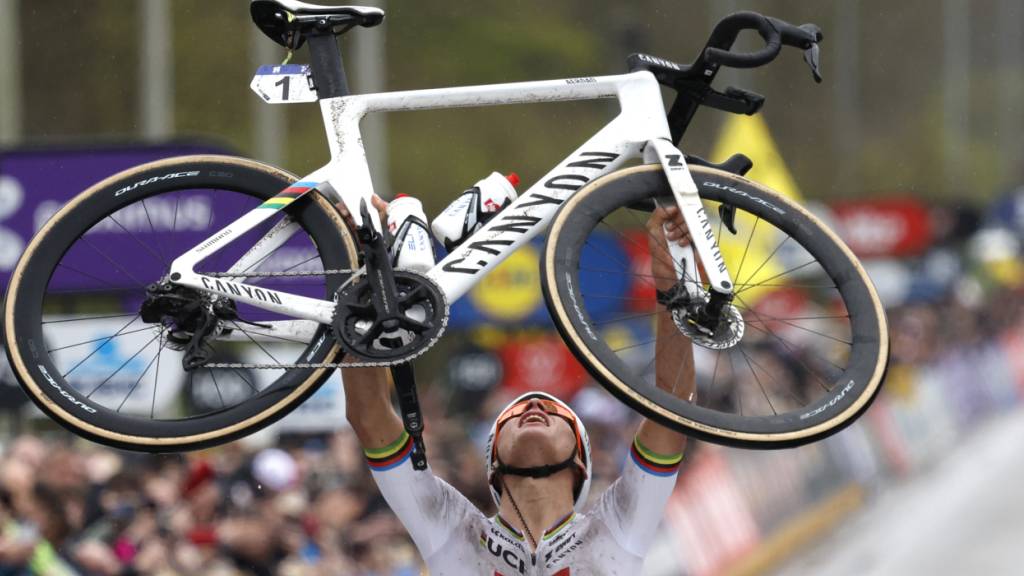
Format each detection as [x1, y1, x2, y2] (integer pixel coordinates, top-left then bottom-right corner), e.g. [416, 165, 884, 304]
[332, 271, 448, 365]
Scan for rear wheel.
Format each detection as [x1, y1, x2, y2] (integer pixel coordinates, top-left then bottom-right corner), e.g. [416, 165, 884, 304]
[3, 155, 357, 452]
[542, 165, 888, 448]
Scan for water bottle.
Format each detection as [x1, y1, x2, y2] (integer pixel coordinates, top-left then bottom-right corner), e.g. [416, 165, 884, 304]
[432, 172, 520, 251]
[387, 195, 435, 273]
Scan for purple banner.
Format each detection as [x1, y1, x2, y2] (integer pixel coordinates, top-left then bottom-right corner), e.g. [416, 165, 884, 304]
[0, 144, 228, 290]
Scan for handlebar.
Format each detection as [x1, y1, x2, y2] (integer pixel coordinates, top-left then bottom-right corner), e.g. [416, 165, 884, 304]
[702, 11, 822, 69]
[625, 11, 824, 145]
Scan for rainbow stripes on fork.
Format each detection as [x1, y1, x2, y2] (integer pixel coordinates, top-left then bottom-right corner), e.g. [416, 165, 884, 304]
[257, 181, 318, 209]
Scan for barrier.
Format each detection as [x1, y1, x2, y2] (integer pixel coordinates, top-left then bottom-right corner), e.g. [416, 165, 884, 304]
[643, 318, 1024, 575]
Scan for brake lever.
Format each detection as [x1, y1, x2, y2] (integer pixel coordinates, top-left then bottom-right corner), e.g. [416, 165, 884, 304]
[799, 23, 823, 83]
[803, 43, 822, 83]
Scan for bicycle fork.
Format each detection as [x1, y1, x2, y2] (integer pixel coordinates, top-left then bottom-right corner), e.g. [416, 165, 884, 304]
[644, 139, 735, 333]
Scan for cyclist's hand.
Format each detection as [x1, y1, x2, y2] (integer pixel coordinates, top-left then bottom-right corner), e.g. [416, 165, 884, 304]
[336, 195, 390, 230]
[646, 205, 691, 292]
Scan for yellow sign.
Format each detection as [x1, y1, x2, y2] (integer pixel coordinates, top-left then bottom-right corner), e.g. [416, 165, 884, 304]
[469, 244, 543, 322]
[710, 114, 803, 304]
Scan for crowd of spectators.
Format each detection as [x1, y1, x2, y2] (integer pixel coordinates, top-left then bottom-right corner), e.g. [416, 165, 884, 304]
[0, 380, 645, 575]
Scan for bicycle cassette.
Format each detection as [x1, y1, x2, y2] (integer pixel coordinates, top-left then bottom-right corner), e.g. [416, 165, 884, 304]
[332, 271, 448, 364]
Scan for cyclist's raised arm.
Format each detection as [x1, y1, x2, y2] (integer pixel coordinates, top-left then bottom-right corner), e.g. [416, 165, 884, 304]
[590, 205, 694, 558]
[340, 367, 405, 450]
[634, 205, 696, 459]
[341, 366, 475, 560]
[336, 194, 408, 450]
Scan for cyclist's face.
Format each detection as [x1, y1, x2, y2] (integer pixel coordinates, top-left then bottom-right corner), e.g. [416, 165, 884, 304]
[495, 398, 578, 468]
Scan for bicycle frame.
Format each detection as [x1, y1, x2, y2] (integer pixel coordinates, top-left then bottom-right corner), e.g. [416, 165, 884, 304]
[168, 70, 735, 339]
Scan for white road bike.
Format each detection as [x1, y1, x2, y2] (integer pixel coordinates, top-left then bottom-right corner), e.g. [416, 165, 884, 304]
[3, 1, 888, 453]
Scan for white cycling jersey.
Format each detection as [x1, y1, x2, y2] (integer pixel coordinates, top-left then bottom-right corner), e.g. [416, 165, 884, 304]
[365, 431, 682, 575]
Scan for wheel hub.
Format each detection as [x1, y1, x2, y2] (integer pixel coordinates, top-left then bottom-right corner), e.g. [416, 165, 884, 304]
[660, 284, 745, 350]
[671, 299, 745, 350]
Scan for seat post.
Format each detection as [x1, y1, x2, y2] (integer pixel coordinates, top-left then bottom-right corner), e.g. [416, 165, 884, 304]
[307, 33, 351, 98]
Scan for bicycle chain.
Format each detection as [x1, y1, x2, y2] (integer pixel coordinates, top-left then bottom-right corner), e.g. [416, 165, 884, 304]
[203, 269, 357, 278]
[199, 269, 448, 370]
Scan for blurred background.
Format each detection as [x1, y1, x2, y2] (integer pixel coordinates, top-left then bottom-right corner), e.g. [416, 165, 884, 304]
[2, 0, 1024, 574]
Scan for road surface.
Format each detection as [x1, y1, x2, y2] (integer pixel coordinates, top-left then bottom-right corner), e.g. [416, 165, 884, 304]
[773, 407, 1024, 576]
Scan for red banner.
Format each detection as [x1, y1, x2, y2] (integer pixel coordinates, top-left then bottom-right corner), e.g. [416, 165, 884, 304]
[830, 198, 932, 257]
[498, 336, 589, 400]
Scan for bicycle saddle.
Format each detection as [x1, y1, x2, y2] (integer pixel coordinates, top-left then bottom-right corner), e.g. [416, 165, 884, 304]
[251, 0, 384, 48]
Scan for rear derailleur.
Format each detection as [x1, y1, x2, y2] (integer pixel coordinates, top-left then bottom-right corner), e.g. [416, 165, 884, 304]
[140, 281, 247, 370]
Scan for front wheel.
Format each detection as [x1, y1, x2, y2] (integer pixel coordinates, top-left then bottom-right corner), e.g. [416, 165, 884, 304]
[542, 165, 888, 448]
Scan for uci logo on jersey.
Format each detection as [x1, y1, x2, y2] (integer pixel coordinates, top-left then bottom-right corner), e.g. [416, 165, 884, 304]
[481, 531, 526, 574]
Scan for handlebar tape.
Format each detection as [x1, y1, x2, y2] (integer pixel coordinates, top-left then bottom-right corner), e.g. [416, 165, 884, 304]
[702, 12, 822, 69]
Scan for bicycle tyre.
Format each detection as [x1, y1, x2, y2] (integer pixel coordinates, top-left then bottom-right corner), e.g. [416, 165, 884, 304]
[542, 164, 888, 448]
[3, 155, 357, 452]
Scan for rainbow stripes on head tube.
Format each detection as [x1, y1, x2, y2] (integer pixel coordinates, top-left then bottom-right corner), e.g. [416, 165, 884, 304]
[257, 181, 318, 209]
[629, 436, 682, 477]
[365, 431, 414, 471]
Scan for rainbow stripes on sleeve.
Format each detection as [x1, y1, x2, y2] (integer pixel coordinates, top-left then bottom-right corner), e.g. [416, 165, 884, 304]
[257, 181, 317, 210]
[629, 437, 683, 477]
[365, 431, 414, 471]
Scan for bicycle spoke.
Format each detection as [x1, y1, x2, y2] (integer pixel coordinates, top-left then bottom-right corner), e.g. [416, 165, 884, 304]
[742, 314, 853, 345]
[55, 263, 132, 292]
[734, 216, 760, 283]
[594, 311, 661, 327]
[611, 337, 656, 354]
[62, 315, 143, 378]
[231, 368, 259, 394]
[708, 348, 724, 409]
[730, 282, 837, 290]
[736, 259, 817, 295]
[106, 212, 167, 269]
[140, 199, 169, 268]
[79, 236, 147, 289]
[209, 369, 226, 409]
[729, 349, 743, 417]
[623, 208, 700, 288]
[228, 321, 282, 365]
[86, 331, 162, 399]
[582, 293, 662, 303]
[578, 266, 679, 283]
[734, 292, 841, 391]
[736, 344, 779, 416]
[48, 326, 157, 353]
[171, 194, 180, 235]
[594, 211, 679, 289]
[117, 333, 164, 413]
[738, 233, 790, 290]
[43, 313, 140, 324]
[151, 331, 163, 419]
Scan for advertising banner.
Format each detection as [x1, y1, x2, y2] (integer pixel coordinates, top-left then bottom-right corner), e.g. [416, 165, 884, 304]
[0, 145, 227, 290]
[830, 198, 933, 258]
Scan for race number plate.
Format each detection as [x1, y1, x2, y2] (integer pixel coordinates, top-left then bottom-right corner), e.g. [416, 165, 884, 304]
[250, 64, 318, 104]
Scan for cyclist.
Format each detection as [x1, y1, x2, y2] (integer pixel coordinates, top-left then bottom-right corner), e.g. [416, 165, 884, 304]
[341, 198, 695, 575]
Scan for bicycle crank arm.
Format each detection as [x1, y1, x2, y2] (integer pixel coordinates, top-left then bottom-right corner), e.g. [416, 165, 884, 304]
[356, 199, 403, 325]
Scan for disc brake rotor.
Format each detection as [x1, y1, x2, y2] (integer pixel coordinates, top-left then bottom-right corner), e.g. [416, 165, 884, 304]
[670, 293, 745, 350]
